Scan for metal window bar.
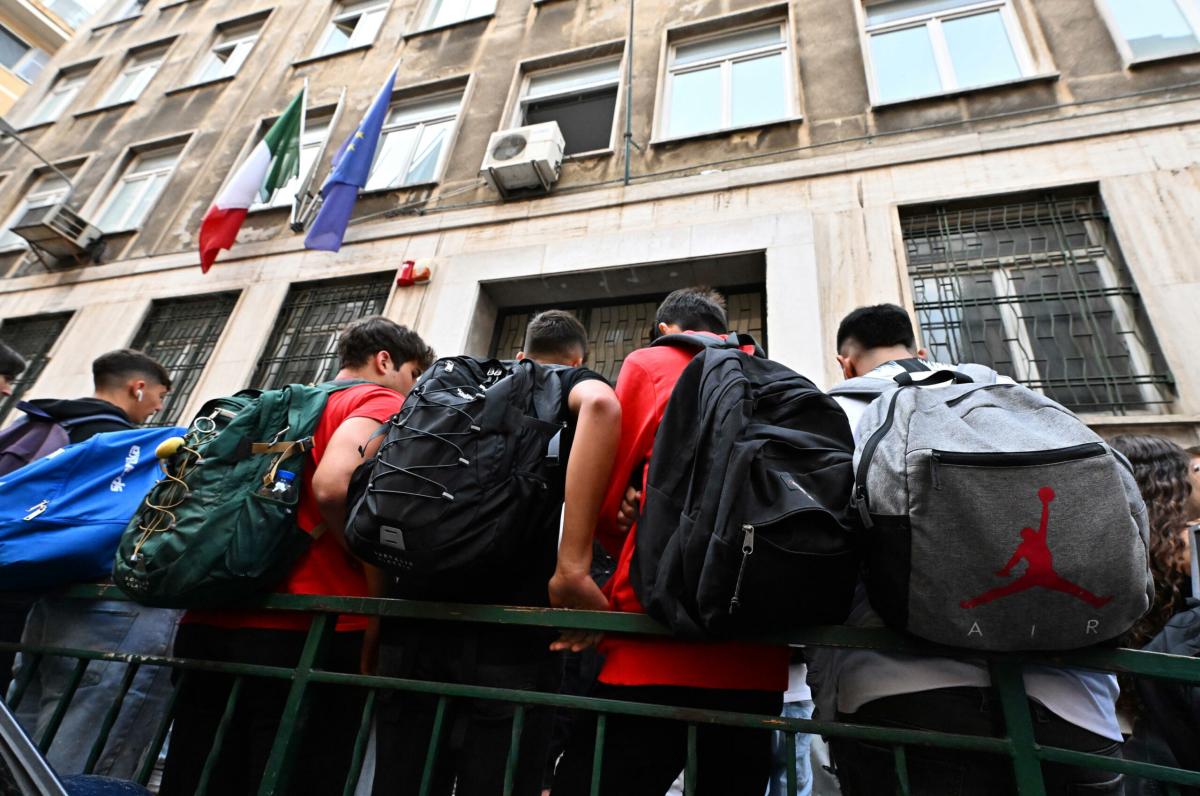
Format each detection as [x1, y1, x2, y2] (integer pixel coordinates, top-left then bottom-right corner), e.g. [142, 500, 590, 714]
[0, 312, 71, 422]
[131, 292, 239, 425]
[3, 586, 1200, 795]
[902, 193, 1176, 415]
[251, 275, 393, 390]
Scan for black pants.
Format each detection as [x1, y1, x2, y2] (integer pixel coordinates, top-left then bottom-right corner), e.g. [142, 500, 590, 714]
[372, 623, 562, 796]
[552, 684, 783, 796]
[160, 624, 367, 796]
[0, 596, 32, 697]
[831, 687, 1124, 796]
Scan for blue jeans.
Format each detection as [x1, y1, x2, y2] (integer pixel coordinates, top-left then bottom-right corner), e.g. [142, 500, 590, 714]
[769, 700, 815, 796]
[10, 597, 180, 779]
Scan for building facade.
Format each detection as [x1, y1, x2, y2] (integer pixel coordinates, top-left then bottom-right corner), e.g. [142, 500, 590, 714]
[0, 0, 99, 114]
[0, 0, 1197, 443]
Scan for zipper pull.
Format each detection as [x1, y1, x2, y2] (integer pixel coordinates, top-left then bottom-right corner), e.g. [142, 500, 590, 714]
[854, 486, 873, 529]
[23, 500, 49, 521]
[931, 453, 942, 490]
[729, 525, 755, 613]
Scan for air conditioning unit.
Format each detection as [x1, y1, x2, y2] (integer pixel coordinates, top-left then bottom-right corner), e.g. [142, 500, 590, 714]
[480, 122, 565, 198]
[11, 202, 103, 267]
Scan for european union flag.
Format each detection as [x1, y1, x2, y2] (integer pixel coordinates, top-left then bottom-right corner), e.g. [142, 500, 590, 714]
[304, 68, 397, 252]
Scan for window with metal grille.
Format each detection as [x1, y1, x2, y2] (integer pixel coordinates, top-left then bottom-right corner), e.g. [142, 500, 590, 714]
[251, 274, 393, 389]
[0, 312, 72, 421]
[902, 190, 1175, 415]
[131, 292, 239, 424]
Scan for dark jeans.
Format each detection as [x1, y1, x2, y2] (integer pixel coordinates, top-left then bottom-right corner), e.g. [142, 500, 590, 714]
[831, 687, 1124, 796]
[372, 622, 562, 796]
[0, 596, 32, 697]
[552, 684, 783, 796]
[160, 624, 366, 796]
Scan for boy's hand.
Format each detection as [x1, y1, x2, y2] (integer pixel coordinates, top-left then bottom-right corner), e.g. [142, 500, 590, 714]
[548, 569, 609, 653]
[616, 487, 641, 533]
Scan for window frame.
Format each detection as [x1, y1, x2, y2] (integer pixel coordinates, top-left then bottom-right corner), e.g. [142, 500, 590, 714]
[1095, 0, 1200, 65]
[0, 172, 73, 252]
[107, 0, 146, 23]
[860, 0, 1037, 106]
[95, 146, 182, 233]
[190, 22, 262, 84]
[26, 67, 91, 126]
[363, 89, 464, 192]
[315, 0, 390, 56]
[419, 0, 495, 32]
[510, 56, 624, 157]
[657, 19, 797, 143]
[248, 111, 335, 211]
[101, 47, 166, 106]
[0, 24, 31, 70]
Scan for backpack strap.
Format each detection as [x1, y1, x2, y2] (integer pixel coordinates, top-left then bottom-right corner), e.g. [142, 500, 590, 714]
[893, 369, 974, 388]
[57, 412, 135, 431]
[652, 332, 765, 357]
[893, 358, 933, 373]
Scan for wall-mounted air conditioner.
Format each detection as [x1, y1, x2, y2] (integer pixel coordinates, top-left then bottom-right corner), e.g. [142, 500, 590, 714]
[11, 202, 104, 268]
[479, 122, 565, 199]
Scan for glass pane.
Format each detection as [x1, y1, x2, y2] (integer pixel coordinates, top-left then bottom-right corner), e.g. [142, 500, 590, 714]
[1107, 0, 1200, 60]
[731, 52, 786, 127]
[0, 26, 29, 69]
[527, 60, 620, 99]
[0, 200, 31, 249]
[404, 119, 451, 185]
[866, 0, 978, 26]
[667, 66, 722, 137]
[524, 87, 617, 154]
[467, 0, 496, 18]
[869, 25, 943, 102]
[127, 172, 168, 227]
[943, 11, 1022, 89]
[388, 94, 461, 125]
[14, 48, 50, 82]
[193, 52, 224, 83]
[133, 150, 180, 174]
[428, 0, 468, 27]
[366, 126, 417, 190]
[29, 88, 74, 125]
[320, 22, 353, 54]
[223, 39, 255, 75]
[99, 178, 145, 231]
[348, 8, 387, 46]
[674, 25, 782, 66]
[271, 143, 322, 207]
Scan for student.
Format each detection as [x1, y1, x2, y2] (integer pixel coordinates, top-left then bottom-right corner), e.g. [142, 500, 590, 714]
[552, 288, 789, 796]
[0, 341, 27, 696]
[807, 303, 1124, 796]
[160, 317, 434, 796]
[372, 309, 620, 796]
[11, 349, 177, 781]
[0, 341, 25, 400]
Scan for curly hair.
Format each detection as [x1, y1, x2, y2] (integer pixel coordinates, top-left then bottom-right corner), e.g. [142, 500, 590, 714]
[1110, 435, 1193, 650]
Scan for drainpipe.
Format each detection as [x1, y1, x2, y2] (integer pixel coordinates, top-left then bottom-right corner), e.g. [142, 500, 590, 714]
[623, 0, 635, 186]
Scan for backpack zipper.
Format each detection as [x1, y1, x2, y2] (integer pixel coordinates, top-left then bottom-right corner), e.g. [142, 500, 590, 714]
[852, 389, 905, 530]
[23, 500, 49, 521]
[930, 443, 1107, 489]
[728, 525, 755, 613]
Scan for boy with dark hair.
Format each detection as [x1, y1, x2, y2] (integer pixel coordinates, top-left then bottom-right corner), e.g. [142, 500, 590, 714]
[552, 287, 789, 796]
[161, 317, 435, 795]
[371, 309, 620, 796]
[0, 342, 26, 400]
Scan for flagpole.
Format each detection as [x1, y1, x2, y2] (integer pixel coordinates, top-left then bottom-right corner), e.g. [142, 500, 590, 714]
[289, 78, 309, 229]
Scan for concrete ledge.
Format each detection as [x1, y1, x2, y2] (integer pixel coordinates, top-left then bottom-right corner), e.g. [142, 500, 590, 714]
[291, 43, 373, 68]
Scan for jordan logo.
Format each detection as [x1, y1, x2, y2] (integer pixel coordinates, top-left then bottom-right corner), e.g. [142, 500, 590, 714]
[960, 487, 1112, 610]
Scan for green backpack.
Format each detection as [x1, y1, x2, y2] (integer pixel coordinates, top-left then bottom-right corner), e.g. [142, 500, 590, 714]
[113, 381, 364, 608]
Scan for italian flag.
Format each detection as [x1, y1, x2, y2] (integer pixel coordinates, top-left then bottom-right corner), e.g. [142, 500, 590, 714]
[198, 89, 305, 272]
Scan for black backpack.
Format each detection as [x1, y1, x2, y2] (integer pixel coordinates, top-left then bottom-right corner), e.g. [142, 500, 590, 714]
[345, 356, 567, 600]
[631, 334, 858, 638]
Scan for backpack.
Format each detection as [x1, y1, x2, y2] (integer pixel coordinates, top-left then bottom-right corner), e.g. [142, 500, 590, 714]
[1136, 604, 1200, 775]
[345, 357, 566, 600]
[0, 401, 134, 477]
[830, 361, 1152, 651]
[630, 334, 858, 639]
[0, 426, 184, 591]
[113, 382, 363, 608]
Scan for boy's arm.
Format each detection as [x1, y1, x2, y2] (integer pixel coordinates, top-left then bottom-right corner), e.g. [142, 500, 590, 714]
[593, 358, 658, 554]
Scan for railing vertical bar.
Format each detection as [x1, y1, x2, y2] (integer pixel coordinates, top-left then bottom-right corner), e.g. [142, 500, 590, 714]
[785, 731, 798, 796]
[196, 674, 244, 796]
[6, 652, 42, 711]
[37, 657, 88, 753]
[990, 661, 1047, 796]
[341, 690, 377, 796]
[135, 669, 186, 786]
[588, 713, 606, 796]
[83, 661, 140, 774]
[893, 745, 911, 796]
[684, 723, 698, 796]
[418, 696, 449, 796]
[502, 704, 526, 796]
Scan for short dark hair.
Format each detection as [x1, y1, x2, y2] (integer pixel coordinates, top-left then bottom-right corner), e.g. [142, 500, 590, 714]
[0, 342, 27, 379]
[656, 287, 728, 334]
[93, 349, 172, 390]
[836, 304, 917, 354]
[524, 310, 589, 361]
[338, 316, 435, 371]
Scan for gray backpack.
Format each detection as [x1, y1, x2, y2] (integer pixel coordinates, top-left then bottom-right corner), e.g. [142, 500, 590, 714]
[830, 361, 1152, 651]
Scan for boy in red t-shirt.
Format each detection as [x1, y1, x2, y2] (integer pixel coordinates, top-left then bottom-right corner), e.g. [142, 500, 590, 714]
[161, 317, 434, 796]
[553, 288, 789, 796]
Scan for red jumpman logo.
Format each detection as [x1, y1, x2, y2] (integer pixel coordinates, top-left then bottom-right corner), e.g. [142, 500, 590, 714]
[960, 487, 1112, 610]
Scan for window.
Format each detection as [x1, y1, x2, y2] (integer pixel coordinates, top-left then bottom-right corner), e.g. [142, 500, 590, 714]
[316, 0, 388, 55]
[96, 146, 181, 232]
[517, 59, 620, 156]
[191, 22, 261, 83]
[0, 173, 71, 251]
[902, 190, 1175, 415]
[131, 293, 238, 424]
[0, 26, 29, 70]
[1101, 0, 1200, 62]
[422, 0, 494, 29]
[365, 92, 462, 191]
[102, 47, 165, 105]
[0, 312, 72, 422]
[863, 0, 1034, 104]
[47, 0, 103, 29]
[26, 68, 91, 126]
[107, 0, 146, 23]
[251, 274, 392, 389]
[251, 112, 333, 210]
[663, 24, 792, 140]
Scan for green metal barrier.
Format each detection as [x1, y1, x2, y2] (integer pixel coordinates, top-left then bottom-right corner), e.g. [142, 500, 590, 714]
[2, 583, 1199, 796]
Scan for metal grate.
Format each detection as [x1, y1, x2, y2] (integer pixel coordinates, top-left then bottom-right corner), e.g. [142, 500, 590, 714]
[131, 292, 239, 424]
[902, 191, 1175, 415]
[0, 312, 72, 422]
[251, 274, 393, 389]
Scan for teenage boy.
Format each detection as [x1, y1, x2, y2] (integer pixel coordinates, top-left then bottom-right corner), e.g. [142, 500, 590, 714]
[0, 341, 25, 400]
[160, 317, 434, 796]
[372, 309, 620, 796]
[552, 287, 789, 796]
[0, 341, 27, 696]
[808, 303, 1124, 795]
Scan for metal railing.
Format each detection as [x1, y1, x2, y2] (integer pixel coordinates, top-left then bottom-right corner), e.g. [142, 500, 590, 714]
[3, 584, 1199, 796]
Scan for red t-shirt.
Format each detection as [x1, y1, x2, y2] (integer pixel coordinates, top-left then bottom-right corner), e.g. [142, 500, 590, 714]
[185, 383, 406, 633]
[597, 334, 790, 692]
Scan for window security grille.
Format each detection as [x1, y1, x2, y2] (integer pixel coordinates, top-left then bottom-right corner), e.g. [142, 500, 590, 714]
[251, 275, 393, 389]
[902, 192, 1175, 415]
[0, 312, 72, 421]
[131, 293, 238, 424]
